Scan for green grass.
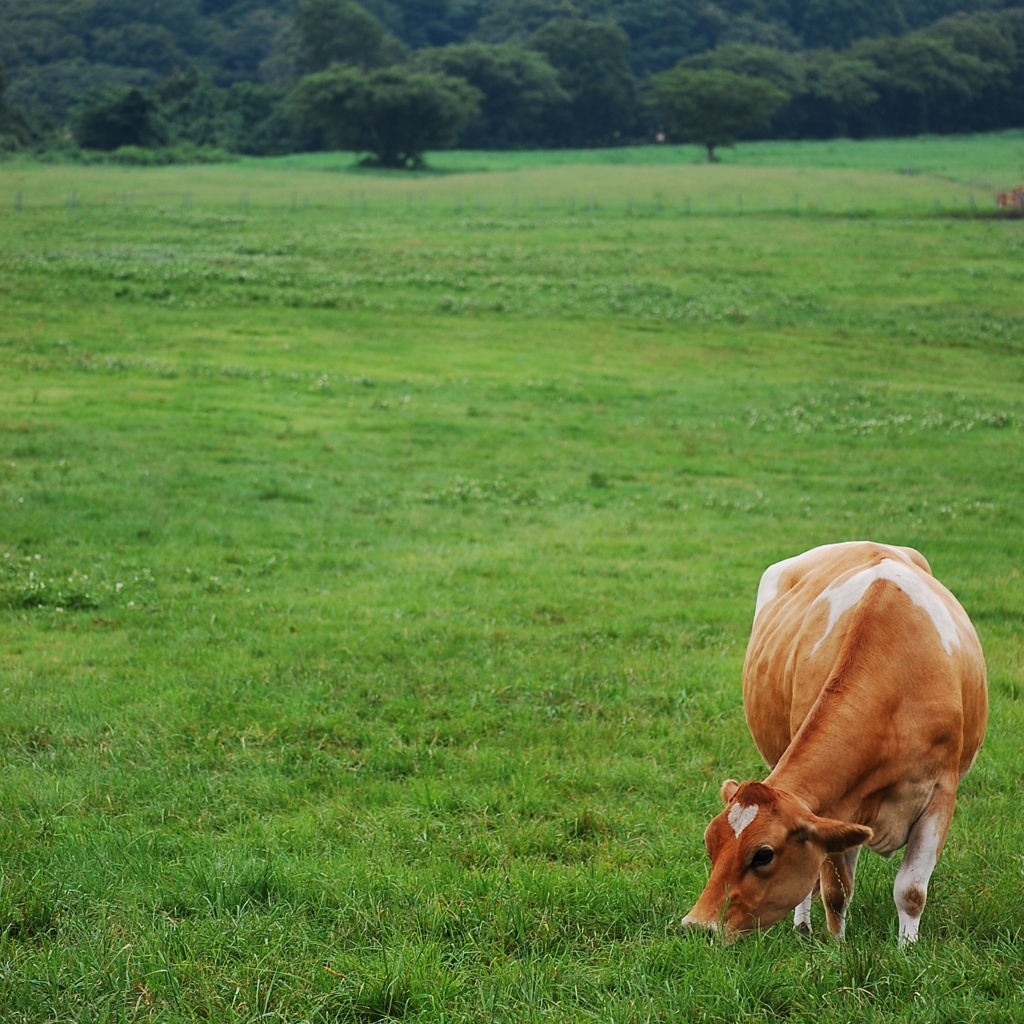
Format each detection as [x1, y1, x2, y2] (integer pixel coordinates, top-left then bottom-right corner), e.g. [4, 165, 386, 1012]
[5, 131, 1024, 214]
[288, 129, 1024, 179]
[1, 135, 1023, 1022]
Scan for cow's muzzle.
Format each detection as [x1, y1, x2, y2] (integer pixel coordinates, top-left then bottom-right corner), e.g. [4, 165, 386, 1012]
[680, 914, 718, 938]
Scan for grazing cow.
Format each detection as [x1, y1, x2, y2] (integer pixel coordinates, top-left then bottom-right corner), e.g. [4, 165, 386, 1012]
[682, 541, 987, 944]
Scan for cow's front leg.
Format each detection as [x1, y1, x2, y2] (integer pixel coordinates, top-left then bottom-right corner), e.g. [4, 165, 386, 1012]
[821, 845, 861, 939]
[894, 782, 955, 945]
[793, 889, 814, 934]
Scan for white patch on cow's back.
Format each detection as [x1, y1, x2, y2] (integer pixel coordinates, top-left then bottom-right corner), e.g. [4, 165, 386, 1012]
[755, 542, 863, 621]
[812, 558, 960, 655]
[728, 803, 759, 838]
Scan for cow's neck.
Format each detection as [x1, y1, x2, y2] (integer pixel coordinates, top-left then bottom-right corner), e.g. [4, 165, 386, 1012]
[763, 683, 884, 818]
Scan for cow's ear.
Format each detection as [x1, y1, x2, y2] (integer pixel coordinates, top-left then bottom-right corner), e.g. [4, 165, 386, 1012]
[720, 779, 739, 805]
[798, 816, 873, 853]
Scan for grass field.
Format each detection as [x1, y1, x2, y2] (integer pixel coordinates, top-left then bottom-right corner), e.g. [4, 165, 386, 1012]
[5, 130, 1024, 217]
[1, 136, 1023, 1022]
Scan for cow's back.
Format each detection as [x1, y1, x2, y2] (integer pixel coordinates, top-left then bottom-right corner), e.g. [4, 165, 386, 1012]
[742, 542, 987, 780]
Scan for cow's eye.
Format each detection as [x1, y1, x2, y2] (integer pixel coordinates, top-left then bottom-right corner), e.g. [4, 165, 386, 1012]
[751, 848, 774, 869]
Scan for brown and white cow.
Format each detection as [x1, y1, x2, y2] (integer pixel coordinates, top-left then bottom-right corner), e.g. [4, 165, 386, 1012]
[682, 541, 987, 945]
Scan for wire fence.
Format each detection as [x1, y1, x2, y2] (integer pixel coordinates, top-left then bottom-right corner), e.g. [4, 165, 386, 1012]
[2, 188, 1006, 219]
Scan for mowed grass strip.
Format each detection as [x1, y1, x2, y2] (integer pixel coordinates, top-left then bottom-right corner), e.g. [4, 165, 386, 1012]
[0, 146, 1023, 1022]
[4, 131, 1023, 212]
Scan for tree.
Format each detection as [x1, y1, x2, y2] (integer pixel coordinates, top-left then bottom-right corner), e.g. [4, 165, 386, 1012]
[848, 29, 1010, 135]
[475, 0, 581, 44]
[73, 86, 167, 150]
[794, 0, 906, 50]
[295, 0, 405, 71]
[645, 67, 787, 161]
[0, 60, 38, 151]
[411, 42, 569, 147]
[777, 51, 881, 138]
[224, 81, 326, 155]
[528, 19, 637, 146]
[290, 64, 481, 167]
[155, 67, 229, 148]
[680, 44, 806, 97]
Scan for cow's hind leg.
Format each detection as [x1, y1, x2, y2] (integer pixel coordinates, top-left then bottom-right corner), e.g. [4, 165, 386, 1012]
[894, 782, 955, 946]
[821, 846, 861, 940]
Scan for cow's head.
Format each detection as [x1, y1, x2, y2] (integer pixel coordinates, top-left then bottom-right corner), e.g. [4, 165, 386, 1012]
[682, 779, 872, 942]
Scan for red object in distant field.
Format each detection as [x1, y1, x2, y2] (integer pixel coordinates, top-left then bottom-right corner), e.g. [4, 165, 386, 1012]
[995, 186, 1024, 209]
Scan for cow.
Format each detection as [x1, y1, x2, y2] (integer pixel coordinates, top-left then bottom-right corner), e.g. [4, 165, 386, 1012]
[682, 541, 987, 945]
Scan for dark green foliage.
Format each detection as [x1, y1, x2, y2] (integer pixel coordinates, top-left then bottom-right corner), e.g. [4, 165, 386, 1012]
[0, 59, 40, 150]
[680, 43, 807, 96]
[411, 41, 569, 147]
[678, 10, 1024, 140]
[290, 63, 481, 165]
[475, 0, 584, 42]
[72, 84, 167, 149]
[775, 51, 882, 137]
[225, 81, 325, 154]
[3, 0, 1024, 157]
[155, 67, 230, 148]
[792, 0, 908, 50]
[295, 0, 406, 71]
[150, 68, 324, 155]
[528, 19, 637, 145]
[646, 67, 788, 159]
[847, 14, 1017, 134]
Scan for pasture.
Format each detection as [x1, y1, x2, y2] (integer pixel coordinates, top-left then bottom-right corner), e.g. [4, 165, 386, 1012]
[1, 135, 1023, 1022]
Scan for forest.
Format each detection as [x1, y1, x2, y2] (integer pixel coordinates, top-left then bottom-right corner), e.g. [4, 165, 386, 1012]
[1, 0, 1023, 158]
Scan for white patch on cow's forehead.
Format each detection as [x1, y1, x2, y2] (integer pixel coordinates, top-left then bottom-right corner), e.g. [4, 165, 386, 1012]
[728, 803, 759, 838]
[813, 558, 960, 655]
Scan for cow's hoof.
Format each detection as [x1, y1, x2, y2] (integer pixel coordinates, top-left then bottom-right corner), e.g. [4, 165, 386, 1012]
[794, 922, 812, 936]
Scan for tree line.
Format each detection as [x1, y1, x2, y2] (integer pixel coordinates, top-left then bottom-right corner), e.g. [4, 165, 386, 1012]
[1, 0, 1023, 164]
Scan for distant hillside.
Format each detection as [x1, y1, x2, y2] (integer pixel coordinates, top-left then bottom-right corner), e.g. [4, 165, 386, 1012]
[3, 0, 1021, 117]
